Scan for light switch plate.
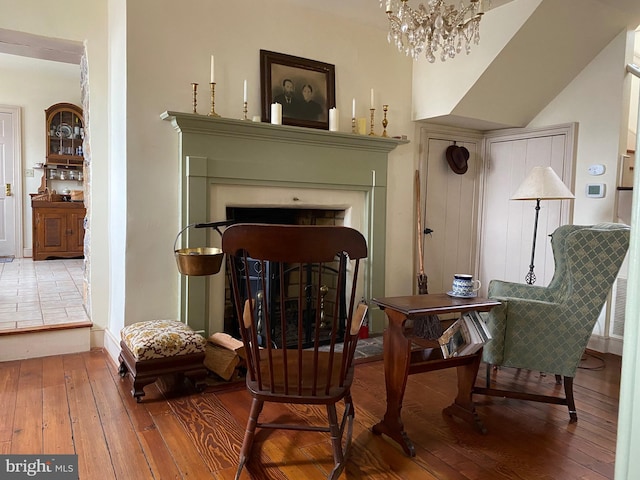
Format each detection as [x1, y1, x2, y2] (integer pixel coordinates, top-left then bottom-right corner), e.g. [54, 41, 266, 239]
[588, 164, 605, 175]
[25, 169, 34, 177]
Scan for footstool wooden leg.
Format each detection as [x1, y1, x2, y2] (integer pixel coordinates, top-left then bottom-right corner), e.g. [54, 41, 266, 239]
[132, 377, 157, 402]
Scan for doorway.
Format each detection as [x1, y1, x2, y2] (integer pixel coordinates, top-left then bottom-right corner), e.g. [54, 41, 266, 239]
[0, 34, 90, 323]
[419, 123, 575, 298]
[0, 106, 21, 258]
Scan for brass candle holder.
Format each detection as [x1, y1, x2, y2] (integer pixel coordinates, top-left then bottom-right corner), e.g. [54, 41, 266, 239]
[369, 108, 376, 136]
[208, 82, 220, 117]
[242, 101, 248, 120]
[351, 117, 357, 134]
[191, 83, 198, 114]
[382, 104, 389, 137]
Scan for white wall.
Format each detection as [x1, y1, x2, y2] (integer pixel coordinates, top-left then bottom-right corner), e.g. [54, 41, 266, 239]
[528, 31, 628, 225]
[117, 0, 415, 336]
[412, 0, 541, 124]
[0, 53, 81, 253]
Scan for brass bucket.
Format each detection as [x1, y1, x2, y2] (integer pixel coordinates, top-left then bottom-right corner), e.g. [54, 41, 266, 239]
[174, 224, 225, 276]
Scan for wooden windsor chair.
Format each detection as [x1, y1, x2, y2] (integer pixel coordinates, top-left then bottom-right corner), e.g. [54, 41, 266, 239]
[222, 223, 368, 480]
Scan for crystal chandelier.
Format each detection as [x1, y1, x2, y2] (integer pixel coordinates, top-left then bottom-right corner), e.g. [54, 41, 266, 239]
[381, 0, 485, 62]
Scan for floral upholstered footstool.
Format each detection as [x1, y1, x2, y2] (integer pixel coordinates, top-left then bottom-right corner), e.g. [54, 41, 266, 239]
[118, 320, 207, 402]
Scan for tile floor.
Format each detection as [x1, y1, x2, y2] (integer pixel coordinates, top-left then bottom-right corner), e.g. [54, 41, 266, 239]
[0, 258, 90, 331]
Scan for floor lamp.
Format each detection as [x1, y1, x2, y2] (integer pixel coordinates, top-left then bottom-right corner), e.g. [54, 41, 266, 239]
[511, 166, 575, 284]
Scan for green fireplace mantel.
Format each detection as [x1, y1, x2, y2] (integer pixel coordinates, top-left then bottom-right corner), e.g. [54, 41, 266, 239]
[162, 111, 409, 335]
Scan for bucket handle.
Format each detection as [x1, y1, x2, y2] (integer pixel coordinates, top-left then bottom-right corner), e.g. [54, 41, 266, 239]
[173, 220, 235, 252]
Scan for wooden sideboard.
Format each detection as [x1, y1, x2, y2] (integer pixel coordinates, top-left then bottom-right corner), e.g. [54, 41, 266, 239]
[32, 200, 86, 261]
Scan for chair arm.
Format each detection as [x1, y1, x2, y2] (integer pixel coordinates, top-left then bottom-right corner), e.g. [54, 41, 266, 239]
[488, 279, 556, 303]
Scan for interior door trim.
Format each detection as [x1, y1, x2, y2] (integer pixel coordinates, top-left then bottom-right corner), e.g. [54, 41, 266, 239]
[0, 104, 23, 258]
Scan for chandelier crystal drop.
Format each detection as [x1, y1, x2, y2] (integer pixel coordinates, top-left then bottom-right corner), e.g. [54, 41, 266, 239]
[381, 0, 484, 63]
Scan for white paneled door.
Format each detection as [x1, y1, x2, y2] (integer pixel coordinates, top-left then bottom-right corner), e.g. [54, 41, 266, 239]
[419, 128, 483, 296]
[478, 125, 575, 295]
[420, 124, 575, 299]
[0, 109, 17, 257]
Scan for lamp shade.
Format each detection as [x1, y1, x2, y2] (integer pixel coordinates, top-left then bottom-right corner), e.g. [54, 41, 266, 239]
[511, 166, 575, 200]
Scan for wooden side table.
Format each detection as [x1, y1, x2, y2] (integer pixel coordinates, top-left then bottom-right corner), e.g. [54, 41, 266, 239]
[371, 294, 501, 457]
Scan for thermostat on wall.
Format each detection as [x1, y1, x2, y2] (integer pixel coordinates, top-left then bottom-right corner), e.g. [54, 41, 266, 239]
[586, 183, 605, 198]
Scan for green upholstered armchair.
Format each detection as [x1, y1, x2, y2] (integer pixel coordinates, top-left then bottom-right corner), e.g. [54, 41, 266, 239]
[475, 223, 630, 422]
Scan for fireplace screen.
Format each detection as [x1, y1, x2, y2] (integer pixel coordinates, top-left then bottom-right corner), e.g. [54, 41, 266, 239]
[223, 206, 347, 346]
[228, 255, 347, 348]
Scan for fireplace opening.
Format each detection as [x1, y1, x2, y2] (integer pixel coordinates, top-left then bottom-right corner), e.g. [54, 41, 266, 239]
[223, 207, 346, 347]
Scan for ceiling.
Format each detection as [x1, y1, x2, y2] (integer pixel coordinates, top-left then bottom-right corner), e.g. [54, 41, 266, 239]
[1, 1, 637, 64]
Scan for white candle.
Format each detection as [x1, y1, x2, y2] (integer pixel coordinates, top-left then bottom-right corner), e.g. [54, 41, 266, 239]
[271, 103, 282, 125]
[243, 79, 247, 102]
[329, 108, 339, 132]
[210, 55, 215, 83]
[352, 98, 356, 118]
[370, 89, 374, 109]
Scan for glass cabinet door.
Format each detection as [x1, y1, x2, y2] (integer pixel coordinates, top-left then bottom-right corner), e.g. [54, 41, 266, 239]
[46, 103, 84, 167]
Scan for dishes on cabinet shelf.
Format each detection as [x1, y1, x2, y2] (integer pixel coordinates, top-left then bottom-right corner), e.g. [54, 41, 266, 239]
[55, 124, 73, 139]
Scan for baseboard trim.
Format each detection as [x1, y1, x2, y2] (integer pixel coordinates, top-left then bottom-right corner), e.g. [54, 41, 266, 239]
[103, 327, 121, 365]
[588, 334, 623, 356]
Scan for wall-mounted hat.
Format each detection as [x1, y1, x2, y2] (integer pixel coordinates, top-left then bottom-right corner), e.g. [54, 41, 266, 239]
[445, 145, 470, 175]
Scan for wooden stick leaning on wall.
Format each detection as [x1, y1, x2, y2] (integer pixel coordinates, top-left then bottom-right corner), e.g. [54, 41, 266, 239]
[412, 169, 443, 339]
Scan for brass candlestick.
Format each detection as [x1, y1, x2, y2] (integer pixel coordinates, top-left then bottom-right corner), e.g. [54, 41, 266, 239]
[382, 104, 389, 137]
[242, 101, 248, 120]
[351, 117, 357, 134]
[208, 82, 220, 117]
[191, 83, 198, 114]
[369, 108, 376, 136]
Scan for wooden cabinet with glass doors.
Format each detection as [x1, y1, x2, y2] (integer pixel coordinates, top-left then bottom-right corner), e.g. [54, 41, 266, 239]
[31, 102, 86, 260]
[45, 103, 84, 167]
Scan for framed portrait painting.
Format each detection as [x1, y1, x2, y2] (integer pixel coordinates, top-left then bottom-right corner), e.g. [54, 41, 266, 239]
[260, 50, 336, 130]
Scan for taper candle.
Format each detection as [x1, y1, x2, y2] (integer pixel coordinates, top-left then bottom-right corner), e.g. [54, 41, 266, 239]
[352, 98, 356, 118]
[370, 89, 374, 108]
[243, 80, 247, 102]
[210, 55, 215, 83]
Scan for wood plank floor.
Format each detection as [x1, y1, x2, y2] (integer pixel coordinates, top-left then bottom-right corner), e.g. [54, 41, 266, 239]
[0, 349, 619, 479]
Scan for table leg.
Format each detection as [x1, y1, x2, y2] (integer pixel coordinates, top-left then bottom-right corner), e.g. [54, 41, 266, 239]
[442, 347, 487, 434]
[371, 309, 416, 457]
